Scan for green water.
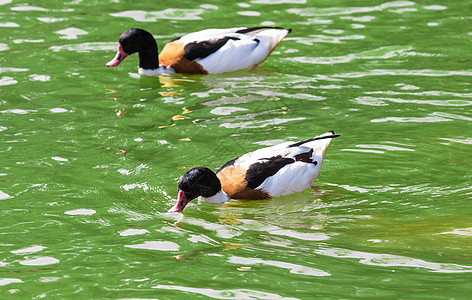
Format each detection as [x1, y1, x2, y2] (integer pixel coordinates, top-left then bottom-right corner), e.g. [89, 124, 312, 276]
[1, 0, 471, 298]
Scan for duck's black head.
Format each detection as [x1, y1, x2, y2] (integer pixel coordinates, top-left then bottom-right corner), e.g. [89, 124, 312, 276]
[169, 167, 221, 213]
[118, 28, 156, 55]
[106, 28, 159, 70]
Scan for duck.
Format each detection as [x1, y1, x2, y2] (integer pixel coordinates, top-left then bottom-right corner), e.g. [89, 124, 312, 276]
[106, 26, 291, 75]
[169, 131, 340, 213]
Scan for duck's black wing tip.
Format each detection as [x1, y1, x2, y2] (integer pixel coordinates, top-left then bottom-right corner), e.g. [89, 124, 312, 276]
[288, 131, 340, 148]
[236, 26, 292, 34]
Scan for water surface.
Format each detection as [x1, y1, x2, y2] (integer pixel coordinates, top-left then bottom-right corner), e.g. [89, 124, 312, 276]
[1, 0, 471, 298]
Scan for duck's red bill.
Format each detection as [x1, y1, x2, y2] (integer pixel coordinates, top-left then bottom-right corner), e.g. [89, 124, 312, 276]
[168, 190, 190, 213]
[106, 45, 129, 67]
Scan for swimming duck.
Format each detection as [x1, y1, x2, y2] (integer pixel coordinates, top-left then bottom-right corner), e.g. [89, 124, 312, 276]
[106, 26, 291, 75]
[169, 131, 339, 213]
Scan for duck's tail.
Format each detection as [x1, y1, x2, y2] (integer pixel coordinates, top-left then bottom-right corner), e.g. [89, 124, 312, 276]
[236, 26, 292, 35]
[290, 131, 340, 158]
[237, 27, 291, 54]
[254, 27, 292, 51]
[289, 131, 340, 148]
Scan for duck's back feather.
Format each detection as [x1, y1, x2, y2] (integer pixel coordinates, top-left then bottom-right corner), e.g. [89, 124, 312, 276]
[183, 36, 242, 61]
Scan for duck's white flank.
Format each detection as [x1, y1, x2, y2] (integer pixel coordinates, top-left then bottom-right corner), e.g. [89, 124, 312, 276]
[198, 190, 230, 203]
[258, 161, 320, 197]
[256, 132, 334, 197]
[138, 66, 176, 76]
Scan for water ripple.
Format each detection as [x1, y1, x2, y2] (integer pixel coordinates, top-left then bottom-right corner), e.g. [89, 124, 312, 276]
[11, 5, 48, 11]
[253, 0, 306, 3]
[0, 67, 29, 73]
[125, 241, 180, 251]
[55, 27, 88, 40]
[50, 42, 116, 52]
[237, 11, 260, 17]
[289, 34, 365, 45]
[0, 278, 23, 287]
[0, 190, 12, 200]
[228, 255, 331, 276]
[119, 229, 150, 236]
[366, 90, 472, 98]
[11, 245, 46, 255]
[342, 143, 415, 154]
[423, 5, 447, 10]
[19, 256, 60, 266]
[340, 15, 376, 22]
[372, 111, 472, 123]
[153, 285, 300, 299]
[29, 74, 51, 82]
[0, 22, 19, 28]
[184, 218, 242, 239]
[292, 46, 414, 64]
[64, 209, 96, 215]
[220, 117, 305, 129]
[240, 219, 330, 241]
[110, 9, 205, 21]
[439, 227, 472, 237]
[315, 247, 472, 273]
[37, 17, 68, 23]
[371, 115, 451, 123]
[288, 1, 415, 16]
[0, 76, 17, 86]
[355, 96, 472, 107]
[334, 69, 472, 78]
[432, 112, 472, 122]
[210, 107, 249, 116]
[440, 138, 472, 145]
[327, 182, 471, 198]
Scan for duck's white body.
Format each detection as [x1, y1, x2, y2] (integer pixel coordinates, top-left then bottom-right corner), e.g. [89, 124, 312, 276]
[108, 27, 291, 75]
[176, 27, 290, 74]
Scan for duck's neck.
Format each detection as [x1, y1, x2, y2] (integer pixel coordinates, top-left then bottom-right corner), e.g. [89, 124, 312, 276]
[138, 43, 159, 70]
[199, 190, 229, 204]
[137, 43, 176, 75]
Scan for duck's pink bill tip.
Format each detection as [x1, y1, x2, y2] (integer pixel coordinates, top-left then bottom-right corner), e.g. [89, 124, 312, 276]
[106, 45, 128, 67]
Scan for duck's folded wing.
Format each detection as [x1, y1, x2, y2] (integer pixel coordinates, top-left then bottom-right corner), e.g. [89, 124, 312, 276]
[183, 36, 248, 61]
[222, 145, 313, 188]
[245, 156, 296, 189]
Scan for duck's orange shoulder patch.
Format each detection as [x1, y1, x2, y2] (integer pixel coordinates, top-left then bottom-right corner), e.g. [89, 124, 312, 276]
[159, 40, 208, 74]
[217, 165, 247, 197]
[217, 165, 270, 200]
[159, 41, 185, 67]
